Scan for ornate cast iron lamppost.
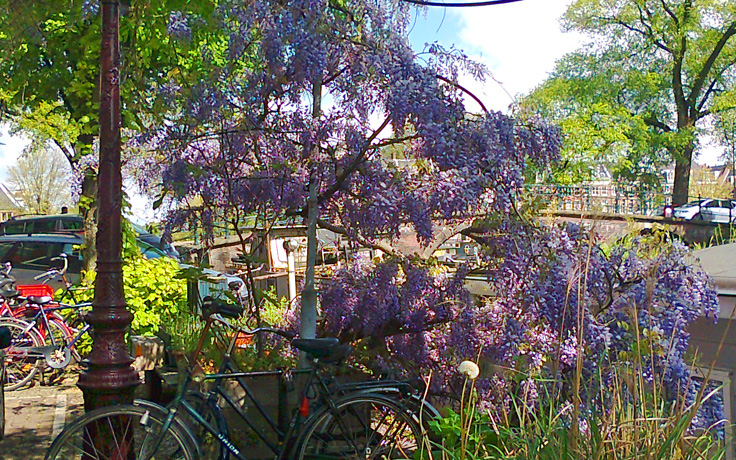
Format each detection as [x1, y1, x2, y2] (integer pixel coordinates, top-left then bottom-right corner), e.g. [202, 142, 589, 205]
[77, 0, 139, 411]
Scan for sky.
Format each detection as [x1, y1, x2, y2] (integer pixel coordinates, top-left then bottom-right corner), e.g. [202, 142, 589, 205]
[0, 0, 722, 222]
[407, 0, 585, 113]
[0, 125, 30, 182]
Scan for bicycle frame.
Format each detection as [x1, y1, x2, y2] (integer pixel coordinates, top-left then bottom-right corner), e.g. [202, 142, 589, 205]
[162, 318, 434, 460]
[3, 301, 91, 367]
[162, 318, 320, 460]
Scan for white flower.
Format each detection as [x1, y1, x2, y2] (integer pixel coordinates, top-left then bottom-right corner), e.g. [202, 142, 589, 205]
[458, 361, 479, 380]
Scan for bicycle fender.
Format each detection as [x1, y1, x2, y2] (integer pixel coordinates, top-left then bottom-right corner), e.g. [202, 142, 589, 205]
[133, 399, 203, 459]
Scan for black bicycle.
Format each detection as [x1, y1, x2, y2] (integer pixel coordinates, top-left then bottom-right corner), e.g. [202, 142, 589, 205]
[46, 298, 438, 459]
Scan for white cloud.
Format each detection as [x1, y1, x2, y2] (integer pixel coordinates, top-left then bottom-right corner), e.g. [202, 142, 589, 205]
[451, 0, 585, 112]
[0, 125, 30, 182]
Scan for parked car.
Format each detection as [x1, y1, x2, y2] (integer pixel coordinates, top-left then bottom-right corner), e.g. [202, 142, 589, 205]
[0, 214, 179, 259]
[0, 214, 83, 234]
[0, 233, 167, 290]
[673, 199, 736, 223]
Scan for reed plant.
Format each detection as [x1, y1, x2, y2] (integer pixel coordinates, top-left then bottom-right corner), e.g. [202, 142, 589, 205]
[428, 358, 726, 460]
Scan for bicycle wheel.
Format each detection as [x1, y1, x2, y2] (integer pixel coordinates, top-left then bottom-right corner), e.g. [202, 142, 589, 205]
[44, 317, 75, 370]
[294, 394, 429, 460]
[46, 403, 198, 460]
[1, 350, 5, 440]
[0, 317, 43, 391]
[179, 391, 229, 460]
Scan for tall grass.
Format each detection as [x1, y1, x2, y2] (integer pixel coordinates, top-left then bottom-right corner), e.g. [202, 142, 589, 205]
[429, 360, 726, 460]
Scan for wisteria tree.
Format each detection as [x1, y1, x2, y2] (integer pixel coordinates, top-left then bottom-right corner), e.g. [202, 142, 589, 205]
[320, 220, 722, 431]
[143, 0, 720, 430]
[142, 0, 559, 336]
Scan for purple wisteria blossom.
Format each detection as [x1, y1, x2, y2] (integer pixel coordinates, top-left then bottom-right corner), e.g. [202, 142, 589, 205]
[320, 220, 720, 430]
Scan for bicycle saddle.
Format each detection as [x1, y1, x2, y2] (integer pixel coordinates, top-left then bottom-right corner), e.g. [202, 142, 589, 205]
[291, 338, 353, 362]
[26, 295, 53, 305]
[201, 296, 243, 319]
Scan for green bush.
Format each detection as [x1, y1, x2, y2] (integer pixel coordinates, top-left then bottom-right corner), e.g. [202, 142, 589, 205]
[65, 257, 188, 337]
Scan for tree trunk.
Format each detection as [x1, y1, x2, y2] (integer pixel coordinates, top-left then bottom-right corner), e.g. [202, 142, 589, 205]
[671, 116, 696, 206]
[299, 76, 322, 358]
[671, 154, 692, 206]
[81, 167, 98, 274]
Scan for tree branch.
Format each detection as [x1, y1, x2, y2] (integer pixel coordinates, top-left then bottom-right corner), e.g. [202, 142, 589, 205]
[316, 218, 406, 259]
[643, 115, 673, 132]
[658, 0, 678, 26]
[602, 15, 671, 54]
[672, 37, 688, 122]
[697, 78, 720, 114]
[689, 20, 736, 109]
[317, 116, 391, 203]
[435, 74, 490, 115]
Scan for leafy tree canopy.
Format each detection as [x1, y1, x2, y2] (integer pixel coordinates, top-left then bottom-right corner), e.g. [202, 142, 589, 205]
[520, 0, 736, 203]
[0, 0, 227, 168]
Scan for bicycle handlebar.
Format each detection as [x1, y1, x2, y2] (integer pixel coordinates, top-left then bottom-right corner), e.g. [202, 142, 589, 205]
[34, 269, 60, 281]
[34, 253, 70, 282]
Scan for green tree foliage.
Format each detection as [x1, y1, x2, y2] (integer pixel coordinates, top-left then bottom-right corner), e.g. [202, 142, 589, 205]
[70, 256, 187, 337]
[521, 0, 736, 204]
[0, 0, 226, 269]
[0, 1, 224, 155]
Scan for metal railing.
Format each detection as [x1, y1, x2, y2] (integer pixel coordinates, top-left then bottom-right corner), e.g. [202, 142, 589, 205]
[525, 184, 671, 216]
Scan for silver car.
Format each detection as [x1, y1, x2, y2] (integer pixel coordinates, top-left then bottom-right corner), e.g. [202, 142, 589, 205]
[673, 199, 736, 223]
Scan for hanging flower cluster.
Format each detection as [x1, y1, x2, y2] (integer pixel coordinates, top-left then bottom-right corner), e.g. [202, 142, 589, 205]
[319, 222, 721, 429]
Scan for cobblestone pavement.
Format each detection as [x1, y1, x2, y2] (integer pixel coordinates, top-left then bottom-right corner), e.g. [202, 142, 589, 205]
[1, 373, 84, 460]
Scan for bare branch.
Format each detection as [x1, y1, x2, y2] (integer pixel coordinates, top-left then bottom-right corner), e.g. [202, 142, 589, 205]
[316, 218, 406, 259]
[435, 74, 490, 115]
[400, 0, 523, 7]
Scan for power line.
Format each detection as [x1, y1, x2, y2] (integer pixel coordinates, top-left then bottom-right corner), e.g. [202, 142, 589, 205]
[401, 0, 524, 7]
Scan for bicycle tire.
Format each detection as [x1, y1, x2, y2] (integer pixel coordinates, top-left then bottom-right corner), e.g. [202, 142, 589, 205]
[0, 351, 5, 440]
[0, 317, 44, 391]
[45, 403, 198, 460]
[350, 387, 442, 444]
[179, 391, 229, 460]
[45, 318, 74, 369]
[294, 393, 430, 460]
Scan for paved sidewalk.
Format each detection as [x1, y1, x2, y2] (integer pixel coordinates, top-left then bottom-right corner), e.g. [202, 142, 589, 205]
[1, 375, 84, 460]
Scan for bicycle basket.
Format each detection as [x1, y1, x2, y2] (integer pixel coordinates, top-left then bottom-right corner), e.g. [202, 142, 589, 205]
[17, 284, 55, 299]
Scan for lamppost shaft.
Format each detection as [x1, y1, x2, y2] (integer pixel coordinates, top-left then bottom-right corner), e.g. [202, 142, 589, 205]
[77, 0, 139, 410]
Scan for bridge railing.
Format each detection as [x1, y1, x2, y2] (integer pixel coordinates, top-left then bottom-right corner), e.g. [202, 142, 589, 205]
[524, 184, 671, 216]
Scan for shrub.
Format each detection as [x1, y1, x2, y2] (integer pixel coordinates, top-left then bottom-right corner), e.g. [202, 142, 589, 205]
[65, 257, 188, 337]
[430, 362, 726, 460]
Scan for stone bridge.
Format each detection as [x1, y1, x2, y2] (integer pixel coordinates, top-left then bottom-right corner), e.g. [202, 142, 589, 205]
[546, 210, 732, 246]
